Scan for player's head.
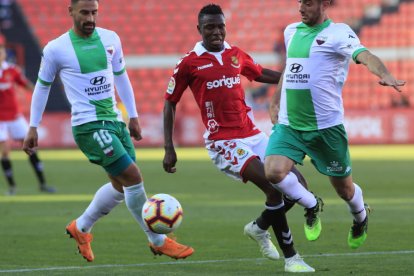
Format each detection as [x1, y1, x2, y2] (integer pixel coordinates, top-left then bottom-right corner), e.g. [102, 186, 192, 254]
[197, 4, 226, 52]
[298, 0, 331, 26]
[69, 0, 99, 37]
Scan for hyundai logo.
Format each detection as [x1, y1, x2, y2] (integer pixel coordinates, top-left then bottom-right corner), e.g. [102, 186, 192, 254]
[90, 76, 107, 85]
[289, 63, 303, 73]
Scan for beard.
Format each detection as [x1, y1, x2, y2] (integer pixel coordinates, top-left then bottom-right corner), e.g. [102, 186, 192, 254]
[81, 22, 96, 35]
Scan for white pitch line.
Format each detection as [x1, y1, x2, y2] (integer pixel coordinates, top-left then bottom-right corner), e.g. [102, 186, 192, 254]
[0, 250, 413, 274]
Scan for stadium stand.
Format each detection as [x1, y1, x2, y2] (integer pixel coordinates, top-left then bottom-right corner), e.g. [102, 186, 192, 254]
[16, 0, 413, 113]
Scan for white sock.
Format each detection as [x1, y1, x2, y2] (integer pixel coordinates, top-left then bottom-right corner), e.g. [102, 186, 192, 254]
[76, 182, 124, 233]
[123, 183, 165, 246]
[271, 172, 317, 209]
[346, 183, 366, 223]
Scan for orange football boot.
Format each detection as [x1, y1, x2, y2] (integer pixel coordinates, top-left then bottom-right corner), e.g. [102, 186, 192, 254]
[149, 237, 194, 259]
[66, 220, 94, 262]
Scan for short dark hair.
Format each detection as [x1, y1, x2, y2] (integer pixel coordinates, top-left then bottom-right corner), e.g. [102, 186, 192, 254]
[198, 4, 224, 22]
[71, 0, 99, 5]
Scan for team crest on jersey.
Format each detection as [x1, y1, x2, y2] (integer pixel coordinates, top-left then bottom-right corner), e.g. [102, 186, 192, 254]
[106, 46, 114, 55]
[236, 148, 248, 159]
[167, 77, 176, 94]
[316, 36, 327, 45]
[231, 56, 240, 68]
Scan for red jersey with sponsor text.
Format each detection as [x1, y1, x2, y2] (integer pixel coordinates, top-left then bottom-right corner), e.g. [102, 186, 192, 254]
[165, 42, 262, 141]
[0, 62, 28, 121]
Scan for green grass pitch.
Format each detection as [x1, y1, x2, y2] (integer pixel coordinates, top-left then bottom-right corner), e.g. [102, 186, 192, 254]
[0, 146, 413, 275]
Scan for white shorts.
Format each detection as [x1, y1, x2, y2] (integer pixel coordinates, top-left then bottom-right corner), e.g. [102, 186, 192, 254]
[205, 132, 269, 182]
[0, 116, 29, 142]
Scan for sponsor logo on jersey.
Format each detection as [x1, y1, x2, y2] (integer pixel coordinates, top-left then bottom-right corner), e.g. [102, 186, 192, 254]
[81, 45, 98, 50]
[206, 74, 241, 89]
[205, 101, 215, 119]
[85, 76, 111, 95]
[286, 63, 309, 84]
[167, 77, 176, 94]
[230, 56, 240, 68]
[327, 160, 343, 173]
[90, 76, 107, 85]
[207, 119, 219, 133]
[348, 34, 355, 39]
[316, 36, 327, 45]
[197, 63, 213, 70]
[289, 63, 303, 73]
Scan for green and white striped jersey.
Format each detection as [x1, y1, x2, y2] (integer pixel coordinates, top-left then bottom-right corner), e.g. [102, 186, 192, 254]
[279, 20, 367, 131]
[38, 27, 126, 126]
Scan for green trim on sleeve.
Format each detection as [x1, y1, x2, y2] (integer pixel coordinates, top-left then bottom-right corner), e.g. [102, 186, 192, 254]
[37, 78, 52, 86]
[113, 67, 126, 76]
[352, 48, 368, 64]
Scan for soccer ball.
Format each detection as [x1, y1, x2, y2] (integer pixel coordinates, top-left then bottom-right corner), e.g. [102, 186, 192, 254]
[142, 193, 183, 234]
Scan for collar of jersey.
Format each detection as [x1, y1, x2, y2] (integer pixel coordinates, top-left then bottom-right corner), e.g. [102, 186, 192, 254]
[299, 19, 332, 32]
[193, 41, 231, 56]
[69, 28, 100, 42]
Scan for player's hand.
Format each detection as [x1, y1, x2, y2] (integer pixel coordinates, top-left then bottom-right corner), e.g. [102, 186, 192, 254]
[128, 117, 142, 141]
[379, 75, 406, 92]
[163, 146, 177, 173]
[22, 127, 38, 155]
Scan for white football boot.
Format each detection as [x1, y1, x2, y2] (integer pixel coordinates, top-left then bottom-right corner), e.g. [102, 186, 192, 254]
[284, 253, 315, 273]
[244, 221, 280, 260]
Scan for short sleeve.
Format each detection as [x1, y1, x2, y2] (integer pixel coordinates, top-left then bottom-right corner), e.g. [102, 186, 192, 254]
[112, 32, 126, 75]
[38, 43, 58, 86]
[334, 24, 367, 64]
[165, 56, 191, 103]
[239, 48, 263, 81]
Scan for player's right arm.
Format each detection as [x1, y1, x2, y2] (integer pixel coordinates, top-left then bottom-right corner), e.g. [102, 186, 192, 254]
[163, 100, 177, 173]
[162, 54, 191, 174]
[23, 44, 58, 155]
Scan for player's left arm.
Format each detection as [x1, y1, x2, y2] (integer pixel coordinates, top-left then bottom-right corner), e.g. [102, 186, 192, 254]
[356, 50, 405, 92]
[255, 68, 282, 84]
[112, 32, 141, 141]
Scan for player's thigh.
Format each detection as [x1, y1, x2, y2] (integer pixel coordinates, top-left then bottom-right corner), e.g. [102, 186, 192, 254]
[72, 121, 133, 171]
[8, 116, 28, 141]
[265, 124, 306, 165]
[306, 124, 351, 177]
[205, 136, 260, 182]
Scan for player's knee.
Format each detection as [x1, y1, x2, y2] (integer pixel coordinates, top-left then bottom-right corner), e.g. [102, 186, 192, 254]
[265, 167, 288, 184]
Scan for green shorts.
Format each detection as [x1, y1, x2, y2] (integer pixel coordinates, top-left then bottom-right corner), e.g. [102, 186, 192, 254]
[266, 124, 352, 177]
[72, 120, 136, 176]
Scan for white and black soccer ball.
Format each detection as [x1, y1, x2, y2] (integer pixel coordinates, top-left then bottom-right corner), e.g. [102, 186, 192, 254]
[142, 193, 183, 234]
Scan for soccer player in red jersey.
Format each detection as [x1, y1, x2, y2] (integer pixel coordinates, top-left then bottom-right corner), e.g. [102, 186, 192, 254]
[163, 4, 319, 273]
[0, 35, 55, 195]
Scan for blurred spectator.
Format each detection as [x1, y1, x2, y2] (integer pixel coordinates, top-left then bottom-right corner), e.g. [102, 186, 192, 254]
[345, 17, 362, 33]
[391, 94, 410, 108]
[382, 0, 399, 12]
[363, 4, 382, 24]
[0, 0, 14, 30]
[245, 84, 271, 111]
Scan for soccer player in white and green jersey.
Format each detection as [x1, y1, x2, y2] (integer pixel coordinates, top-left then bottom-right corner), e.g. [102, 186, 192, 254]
[264, 0, 405, 251]
[22, 0, 193, 262]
